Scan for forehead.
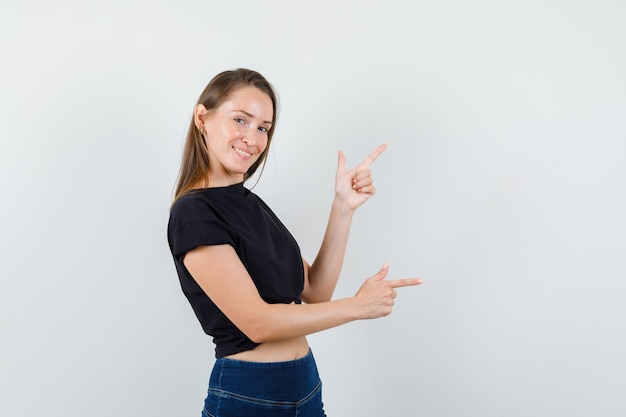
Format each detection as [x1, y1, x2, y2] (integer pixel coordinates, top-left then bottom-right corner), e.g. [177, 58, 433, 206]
[220, 86, 274, 122]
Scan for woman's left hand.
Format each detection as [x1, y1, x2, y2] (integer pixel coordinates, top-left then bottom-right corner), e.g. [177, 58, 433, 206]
[335, 143, 387, 211]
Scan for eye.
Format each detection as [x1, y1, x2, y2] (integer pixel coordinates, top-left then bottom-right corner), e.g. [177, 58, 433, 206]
[234, 117, 245, 124]
[258, 126, 268, 133]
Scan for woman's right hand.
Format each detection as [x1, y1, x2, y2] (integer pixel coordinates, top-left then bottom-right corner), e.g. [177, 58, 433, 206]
[353, 263, 423, 319]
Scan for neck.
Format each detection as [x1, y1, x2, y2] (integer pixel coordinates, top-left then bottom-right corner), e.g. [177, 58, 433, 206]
[196, 173, 245, 189]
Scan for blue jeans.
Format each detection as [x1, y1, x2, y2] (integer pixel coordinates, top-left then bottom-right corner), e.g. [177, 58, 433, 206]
[202, 349, 327, 417]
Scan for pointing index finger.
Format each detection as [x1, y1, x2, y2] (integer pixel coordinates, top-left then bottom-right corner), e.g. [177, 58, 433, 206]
[358, 143, 387, 169]
[386, 278, 424, 288]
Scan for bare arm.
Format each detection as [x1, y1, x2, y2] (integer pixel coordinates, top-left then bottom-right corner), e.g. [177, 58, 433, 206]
[302, 144, 388, 303]
[184, 244, 422, 344]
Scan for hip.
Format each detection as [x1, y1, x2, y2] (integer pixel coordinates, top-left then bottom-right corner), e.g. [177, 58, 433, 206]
[203, 349, 326, 417]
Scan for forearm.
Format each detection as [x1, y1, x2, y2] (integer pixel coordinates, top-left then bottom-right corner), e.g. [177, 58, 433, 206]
[248, 263, 420, 343]
[305, 145, 386, 302]
[248, 298, 359, 343]
[183, 236, 417, 348]
[306, 198, 355, 302]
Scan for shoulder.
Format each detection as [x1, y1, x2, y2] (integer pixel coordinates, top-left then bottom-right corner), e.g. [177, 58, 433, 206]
[250, 193, 266, 208]
[167, 191, 237, 257]
[170, 192, 203, 223]
[169, 184, 262, 231]
[248, 192, 276, 215]
[169, 190, 224, 233]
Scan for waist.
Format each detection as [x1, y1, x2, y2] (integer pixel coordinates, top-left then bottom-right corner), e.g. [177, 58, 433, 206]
[225, 336, 310, 363]
[211, 348, 320, 402]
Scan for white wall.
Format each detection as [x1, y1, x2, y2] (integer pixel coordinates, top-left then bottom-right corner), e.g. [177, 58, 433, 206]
[1, 1, 625, 416]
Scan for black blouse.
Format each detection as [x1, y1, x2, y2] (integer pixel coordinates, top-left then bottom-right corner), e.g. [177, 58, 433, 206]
[167, 182, 304, 358]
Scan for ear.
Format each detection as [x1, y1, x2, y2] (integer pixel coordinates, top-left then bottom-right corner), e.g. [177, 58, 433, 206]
[194, 104, 208, 130]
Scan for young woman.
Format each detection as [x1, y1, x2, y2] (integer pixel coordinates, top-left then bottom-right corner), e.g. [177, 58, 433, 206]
[168, 68, 422, 417]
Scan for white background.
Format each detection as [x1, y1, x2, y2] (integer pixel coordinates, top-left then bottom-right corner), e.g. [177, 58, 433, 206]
[1, 1, 625, 416]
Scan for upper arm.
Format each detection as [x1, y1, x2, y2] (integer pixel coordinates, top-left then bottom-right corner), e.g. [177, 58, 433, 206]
[299, 257, 338, 304]
[300, 257, 314, 304]
[183, 244, 268, 340]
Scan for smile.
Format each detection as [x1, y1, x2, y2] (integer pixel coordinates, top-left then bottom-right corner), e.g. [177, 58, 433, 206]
[233, 147, 252, 158]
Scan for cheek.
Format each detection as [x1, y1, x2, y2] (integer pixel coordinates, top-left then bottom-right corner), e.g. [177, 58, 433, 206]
[222, 124, 239, 139]
[257, 137, 269, 156]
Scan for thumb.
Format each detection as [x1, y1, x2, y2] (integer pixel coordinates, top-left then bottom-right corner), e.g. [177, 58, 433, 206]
[372, 262, 389, 281]
[337, 150, 346, 173]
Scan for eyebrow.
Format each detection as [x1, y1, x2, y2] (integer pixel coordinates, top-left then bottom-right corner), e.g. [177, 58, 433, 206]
[235, 110, 273, 125]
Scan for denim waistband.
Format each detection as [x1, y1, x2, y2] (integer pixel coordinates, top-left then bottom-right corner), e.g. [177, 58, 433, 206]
[209, 349, 321, 402]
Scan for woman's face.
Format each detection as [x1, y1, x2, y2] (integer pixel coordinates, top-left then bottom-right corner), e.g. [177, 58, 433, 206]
[197, 86, 273, 186]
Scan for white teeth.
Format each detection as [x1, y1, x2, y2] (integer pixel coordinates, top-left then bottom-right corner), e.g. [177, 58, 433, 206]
[234, 147, 251, 157]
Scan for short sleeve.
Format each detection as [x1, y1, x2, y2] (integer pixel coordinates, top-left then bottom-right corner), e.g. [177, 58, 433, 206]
[168, 195, 236, 260]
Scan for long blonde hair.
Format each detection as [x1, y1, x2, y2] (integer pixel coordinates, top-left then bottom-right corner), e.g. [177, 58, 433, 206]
[173, 69, 278, 203]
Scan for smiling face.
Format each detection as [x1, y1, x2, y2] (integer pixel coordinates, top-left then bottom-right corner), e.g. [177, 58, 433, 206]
[195, 86, 274, 187]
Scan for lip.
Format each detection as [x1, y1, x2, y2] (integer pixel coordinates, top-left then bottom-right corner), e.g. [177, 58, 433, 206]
[232, 146, 253, 160]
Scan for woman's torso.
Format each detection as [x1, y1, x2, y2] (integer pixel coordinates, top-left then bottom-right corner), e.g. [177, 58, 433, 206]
[169, 183, 307, 361]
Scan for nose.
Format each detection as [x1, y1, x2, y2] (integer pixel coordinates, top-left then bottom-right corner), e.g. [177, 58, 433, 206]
[241, 135, 254, 146]
[241, 127, 258, 146]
